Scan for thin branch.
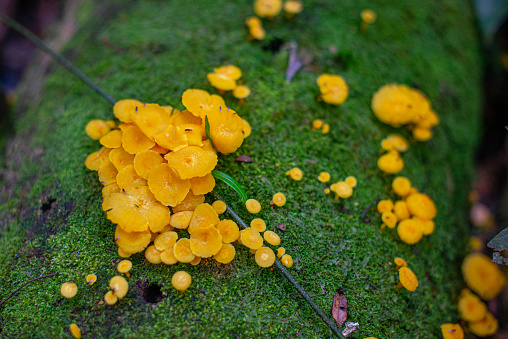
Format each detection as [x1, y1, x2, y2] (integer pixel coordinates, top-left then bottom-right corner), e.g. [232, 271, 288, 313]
[0, 13, 116, 106]
[0, 272, 59, 307]
[213, 192, 345, 339]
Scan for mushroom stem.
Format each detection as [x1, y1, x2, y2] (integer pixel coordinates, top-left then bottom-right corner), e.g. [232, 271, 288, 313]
[396, 282, 403, 289]
[361, 21, 369, 32]
[126, 272, 130, 278]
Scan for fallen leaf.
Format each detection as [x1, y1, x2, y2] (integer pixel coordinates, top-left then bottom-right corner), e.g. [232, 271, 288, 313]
[332, 290, 347, 327]
[341, 322, 359, 337]
[276, 223, 286, 231]
[235, 155, 252, 163]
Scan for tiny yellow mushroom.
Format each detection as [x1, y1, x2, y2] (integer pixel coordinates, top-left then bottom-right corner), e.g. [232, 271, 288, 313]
[255, 247, 276, 268]
[172, 271, 192, 292]
[60, 281, 78, 299]
[85, 274, 97, 286]
[246, 199, 262, 214]
[272, 192, 286, 207]
[117, 260, 133, 278]
[69, 323, 82, 339]
[104, 291, 118, 305]
[281, 254, 293, 268]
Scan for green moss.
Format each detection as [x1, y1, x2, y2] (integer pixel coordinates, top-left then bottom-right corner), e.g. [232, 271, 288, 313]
[0, 0, 481, 337]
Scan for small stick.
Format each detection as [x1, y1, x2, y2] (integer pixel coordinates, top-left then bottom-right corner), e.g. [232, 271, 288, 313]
[361, 200, 379, 223]
[0, 272, 59, 307]
[213, 192, 345, 339]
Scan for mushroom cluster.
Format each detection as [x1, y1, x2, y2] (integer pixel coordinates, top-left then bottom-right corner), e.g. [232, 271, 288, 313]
[392, 258, 419, 292]
[453, 288, 499, 337]
[246, 17, 266, 40]
[377, 176, 436, 244]
[328, 176, 357, 200]
[316, 74, 349, 105]
[312, 119, 330, 134]
[371, 84, 440, 141]
[207, 65, 251, 101]
[85, 90, 251, 258]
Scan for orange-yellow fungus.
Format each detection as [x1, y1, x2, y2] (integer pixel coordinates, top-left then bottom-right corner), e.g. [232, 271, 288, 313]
[190, 173, 216, 195]
[190, 225, 223, 257]
[172, 192, 205, 213]
[412, 126, 433, 141]
[109, 276, 128, 299]
[233, 85, 251, 99]
[213, 65, 242, 80]
[86, 274, 97, 285]
[386, 134, 409, 152]
[462, 253, 506, 300]
[188, 203, 220, 234]
[116, 164, 147, 189]
[69, 323, 82, 339]
[117, 247, 132, 258]
[281, 254, 293, 268]
[165, 146, 218, 180]
[287, 167, 303, 180]
[377, 199, 393, 213]
[381, 211, 397, 228]
[263, 230, 281, 246]
[468, 312, 498, 337]
[284, 0, 303, 15]
[322, 123, 330, 134]
[255, 247, 276, 267]
[248, 24, 266, 40]
[104, 291, 118, 305]
[114, 225, 151, 254]
[345, 176, 357, 188]
[371, 84, 419, 127]
[398, 266, 418, 291]
[377, 150, 404, 174]
[61, 281, 78, 299]
[133, 150, 164, 180]
[99, 130, 123, 149]
[98, 159, 118, 186]
[86, 119, 111, 140]
[250, 218, 267, 232]
[318, 172, 331, 182]
[147, 163, 191, 207]
[85, 147, 112, 171]
[246, 16, 262, 27]
[212, 200, 227, 214]
[246, 199, 262, 214]
[217, 219, 240, 243]
[393, 200, 411, 221]
[213, 243, 236, 264]
[272, 192, 286, 207]
[173, 238, 196, 263]
[131, 103, 172, 139]
[334, 181, 353, 198]
[207, 73, 237, 91]
[181, 89, 224, 120]
[113, 99, 143, 123]
[122, 125, 155, 154]
[171, 271, 192, 292]
[440, 324, 464, 339]
[102, 183, 121, 201]
[242, 119, 252, 138]
[206, 107, 245, 155]
[418, 218, 435, 235]
[361, 9, 377, 24]
[254, 0, 282, 18]
[109, 147, 135, 171]
[312, 119, 324, 130]
[397, 219, 423, 244]
[394, 257, 407, 268]
[154, 124, 188, 151]
[240, 227, 264, 250]
[160, 248, 178, 265]
[277, 247, 286, 258]
[317, 74, 349, 105]
[406, 193, 436, 220]
[170, 211, 194, 229]
[117, 260, 132, 278]
[458, 291, 487, 322]
[144, 245, 162, 264]
[392, 176, 411, 196]
[190, 256, 201, 266]
[154, 231, 178, 251]
[169, 109, 200, 125]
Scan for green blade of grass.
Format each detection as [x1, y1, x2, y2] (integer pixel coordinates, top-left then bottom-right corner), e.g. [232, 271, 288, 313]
[212, 170, 248, 203]
[204, 115, 216, 150]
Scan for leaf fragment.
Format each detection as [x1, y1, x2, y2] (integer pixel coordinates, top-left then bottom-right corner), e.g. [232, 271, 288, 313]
[332, 290, 347, 328]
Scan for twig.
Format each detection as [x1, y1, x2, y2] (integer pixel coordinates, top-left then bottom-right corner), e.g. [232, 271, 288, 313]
[0, 13, 116, 106]
[0, 272, 59, 307]
[213, 192, 345, 339]
[361, 200, 379, 223]
[285, 42, 303, 83]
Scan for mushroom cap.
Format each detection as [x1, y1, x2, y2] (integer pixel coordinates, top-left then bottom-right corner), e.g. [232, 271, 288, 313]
[233, 85, 251, 99]
[392, 176, 411, 197]
[133, 150, 164, 180]
[284, 0, 303, 14]
[468, 312, 498, 337]
[254, 0, 283, 18]
[160, 247, 178, 265]
[281, 254, 293, 268]
[85, 147, 112, 171]
[116, 164, 147, 189]
[69, 323, 82, 339]
[86, 119, 111, 140]
[345, 176, 357, 188]
[181, 89, 226, 120]
[169, 109, 202, 126]
[263, 231, 281, 246]
[190, 225, 223, 258]
[165, 146, 218, 180]
[317, 74, 349, 105]
[121, 125, 155, 154]
[207, 73, 237, 91]
[287, 167, 303, 180]
[117, 247, 132, 258]
[130, 103, 172, 139]
[114, 225, 151, 254]
[86, 274, 97, 285]
[204, 107, 245, 155]
[190, 173, 216, 195]
[462, 253, 506, 300]
[109, 147, 135, 171]
[321, 123, 330, 134]
[318, 172, 331, 183]
[171, 271, 192, 292]
[102, 183, 121, 202]
[394, 257, 407, 267]
[173, 238, 196, 263]
[272, 192, 286, 207]
[277, 247, 286, 258]
[249, 25, 266, 40]
[398, 266, 418, 291]
[60, 282, 78, 299]
[360, 9, 377, 23]
[255, 247, 276, 267]
[144, 245, 162, 264]
[217, 219, 240, 244]
[214, 65, 242, 81]
[169, 211, 194, 229]
[377, 199, 394, 213]
[412, 126, 433, 141]
[393, 200, 411, 221]
[371, 84, 419, 127]
[246, 199, 262, 214]
[406, 193, 436, 220]
[381, 211, 397, 228]
[117, 260, 132, 274]
[104, 291, 118, 305]
[154, 124, 188, 151]
[100, 130, 123, 149]
[109, 276, 128, 299]
[154, 231, 178, 251]
[397, 218, 423, 244]
[246, 16, 262, 27]
[113, 99, 143, 123]
[213, 243, 236, 264]
[212, 200, 227, 214]
[242, 119, 252, 138]
[240, 227, 264, 250]
[147, 163, 191, 207]
[250, 218, 267, 232]
[386, 134, 409, 152]
[188, 203, 220, 234]
[417, 218, 435, 235]
[172, 191, 205, 213]
[440, 324, 464, 339]
[334, 181, 353, 198]
[98, 159, 119, 186]
[377, 150, 404, 174]
[458, 291, 487, 322]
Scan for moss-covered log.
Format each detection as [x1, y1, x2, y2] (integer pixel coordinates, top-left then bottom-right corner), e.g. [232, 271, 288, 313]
[0, 0, 481, 337]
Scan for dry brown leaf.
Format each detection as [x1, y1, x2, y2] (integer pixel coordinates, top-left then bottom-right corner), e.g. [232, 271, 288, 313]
[332, 290, 347, 327]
